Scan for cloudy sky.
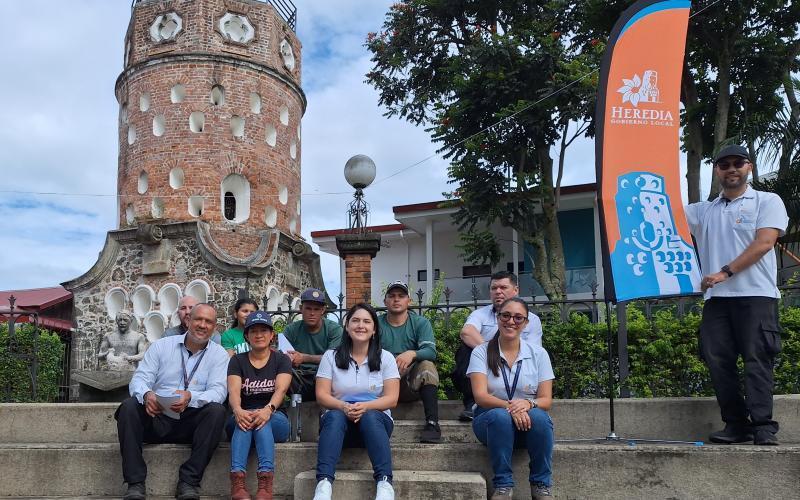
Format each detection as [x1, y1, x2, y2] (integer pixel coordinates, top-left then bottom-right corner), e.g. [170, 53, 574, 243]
[0, 0, 707, 295]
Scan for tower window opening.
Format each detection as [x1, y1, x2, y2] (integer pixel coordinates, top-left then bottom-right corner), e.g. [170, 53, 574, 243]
[210, 85, 225, 106]
[220, 174, 250, 223]
[224, 192, 236, 221]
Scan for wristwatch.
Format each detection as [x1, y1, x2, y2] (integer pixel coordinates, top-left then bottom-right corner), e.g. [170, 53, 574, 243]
[721, 265, 734, 277]
[526, 398, 538, 410]
[266, 403, 277, 413]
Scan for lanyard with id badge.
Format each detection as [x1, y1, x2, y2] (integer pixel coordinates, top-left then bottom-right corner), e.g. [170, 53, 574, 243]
[501, 358, 523, 401]
[180, 346, 207, 390]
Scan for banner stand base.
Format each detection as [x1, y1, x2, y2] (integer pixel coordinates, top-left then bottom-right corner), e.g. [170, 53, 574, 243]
[556, 300, 704, 448]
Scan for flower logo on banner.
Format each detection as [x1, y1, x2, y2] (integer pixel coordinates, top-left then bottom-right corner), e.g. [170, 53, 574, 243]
[617, 70, 660, 107]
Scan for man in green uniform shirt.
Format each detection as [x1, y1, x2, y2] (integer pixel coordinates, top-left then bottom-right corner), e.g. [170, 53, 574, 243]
[379, 281, 441, 443]
[282, 288, 343, 401]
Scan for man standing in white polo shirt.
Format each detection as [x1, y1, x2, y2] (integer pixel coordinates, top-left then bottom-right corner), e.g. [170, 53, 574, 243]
[452, 271, 543, 421]
[686, 144, 788, 446]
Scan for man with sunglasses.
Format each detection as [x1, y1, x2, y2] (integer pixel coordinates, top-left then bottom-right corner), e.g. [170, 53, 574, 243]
[453, 271, 543, 421]
[685, 144, 788, 446]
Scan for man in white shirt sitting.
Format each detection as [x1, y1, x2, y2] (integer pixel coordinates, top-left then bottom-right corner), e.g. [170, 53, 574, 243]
[115, 303, 230, 500]
[453, 271, 543, 421]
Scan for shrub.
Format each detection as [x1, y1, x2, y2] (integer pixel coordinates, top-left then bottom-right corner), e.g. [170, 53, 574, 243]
[432, 302, 800, 400]
[0, 322, 64, 402]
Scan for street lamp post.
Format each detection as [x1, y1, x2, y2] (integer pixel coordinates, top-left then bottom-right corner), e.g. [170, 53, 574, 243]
[343, 154, 376, 233]
[336, 154, 381, 306]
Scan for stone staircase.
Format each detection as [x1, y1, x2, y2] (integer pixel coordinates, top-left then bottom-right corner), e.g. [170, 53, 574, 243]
[1, 396, 800, 498]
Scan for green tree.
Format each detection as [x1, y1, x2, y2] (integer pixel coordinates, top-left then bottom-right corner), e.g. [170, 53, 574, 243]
[365, 0, 599, 300]
[574, 0, 799, 202]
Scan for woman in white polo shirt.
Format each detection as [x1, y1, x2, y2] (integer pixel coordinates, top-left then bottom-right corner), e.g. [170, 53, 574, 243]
[313, 303, 400, 500]
[468, 297, 555, 499]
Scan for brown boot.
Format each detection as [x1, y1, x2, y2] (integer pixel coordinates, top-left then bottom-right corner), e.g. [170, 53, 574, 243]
[255, 472, 274, 500]
[230, 471, 251, 500]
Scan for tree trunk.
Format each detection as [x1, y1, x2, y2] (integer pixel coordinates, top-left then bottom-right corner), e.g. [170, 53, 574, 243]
[779, 73, 800, 178]
[681, 61, 703, 203]
[525, 145, 566, 301]
[708, 41, 732, 200]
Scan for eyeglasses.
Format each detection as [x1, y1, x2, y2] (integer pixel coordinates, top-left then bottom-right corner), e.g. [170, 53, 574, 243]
[715, 159, 750, 170]
[498, 312, 528, 325]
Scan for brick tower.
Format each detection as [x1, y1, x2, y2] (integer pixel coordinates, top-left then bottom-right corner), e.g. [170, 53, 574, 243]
[63, 0, 324, 400]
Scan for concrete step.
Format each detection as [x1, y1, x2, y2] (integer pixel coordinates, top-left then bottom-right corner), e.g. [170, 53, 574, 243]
[392, 419, 475, 443]
[2, 441, 799, 499]
[293, 469, 486, 500]
[4, 396, 800, 445]
[300, 395, 800, 443]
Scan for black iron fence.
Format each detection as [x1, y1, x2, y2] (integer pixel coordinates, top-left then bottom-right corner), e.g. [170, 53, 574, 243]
[263, 285, 800, 398]
[1, 296, 71, 403]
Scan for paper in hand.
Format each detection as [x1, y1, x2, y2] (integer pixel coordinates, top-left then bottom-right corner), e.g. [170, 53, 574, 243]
[278, 334, 295, 353]
[156, 392, 181, 420]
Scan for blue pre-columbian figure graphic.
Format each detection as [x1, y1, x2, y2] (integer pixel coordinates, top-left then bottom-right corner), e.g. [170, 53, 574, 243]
[610, 172, 700, 301]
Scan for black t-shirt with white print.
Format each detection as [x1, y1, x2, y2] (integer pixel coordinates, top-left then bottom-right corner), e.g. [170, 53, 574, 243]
[227, 350, 292, 410]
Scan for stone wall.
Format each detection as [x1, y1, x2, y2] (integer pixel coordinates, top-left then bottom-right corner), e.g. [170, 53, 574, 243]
[64, 221, 321, 400]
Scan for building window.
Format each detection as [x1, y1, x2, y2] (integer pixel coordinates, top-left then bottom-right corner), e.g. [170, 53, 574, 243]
[462, 264, 491, 278]
[417, 269, 440, 282]
[506, 261, 526, 273]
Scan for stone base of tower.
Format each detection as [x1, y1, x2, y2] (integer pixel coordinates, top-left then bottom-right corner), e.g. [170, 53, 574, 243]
[62, 220, 326, 401]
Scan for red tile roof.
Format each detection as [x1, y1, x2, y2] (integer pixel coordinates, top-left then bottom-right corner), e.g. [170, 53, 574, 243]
[0, 286, 72, 311]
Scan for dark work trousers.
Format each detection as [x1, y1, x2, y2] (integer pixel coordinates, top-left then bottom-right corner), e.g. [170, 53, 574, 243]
[290, 367, 318, 401]
[115, 396, 227, 486]
[699, 297, 782, 433]
[452, 342, 475, 407]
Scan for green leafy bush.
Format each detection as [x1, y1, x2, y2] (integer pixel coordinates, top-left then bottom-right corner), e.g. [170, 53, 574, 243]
[430, 302, 800, 400]
[0, 323, 64, 402]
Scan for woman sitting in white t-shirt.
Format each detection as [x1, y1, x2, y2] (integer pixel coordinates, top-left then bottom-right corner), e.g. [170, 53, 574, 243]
[313, 303, 400, 500]
[467, 297, 555, 499]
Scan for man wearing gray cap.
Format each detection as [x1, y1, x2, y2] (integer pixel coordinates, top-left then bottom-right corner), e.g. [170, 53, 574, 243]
[282, 288, 343, 401]
[685, 144, 788, 446]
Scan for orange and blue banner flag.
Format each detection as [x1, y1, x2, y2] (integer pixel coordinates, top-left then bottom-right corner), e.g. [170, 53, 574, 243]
[596, 0, 701, 303]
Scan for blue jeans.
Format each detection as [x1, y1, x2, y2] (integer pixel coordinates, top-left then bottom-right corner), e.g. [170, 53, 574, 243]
[230, 411, 290, 472]
[316, 409, 394, 483]
[472, 407, 554, 488]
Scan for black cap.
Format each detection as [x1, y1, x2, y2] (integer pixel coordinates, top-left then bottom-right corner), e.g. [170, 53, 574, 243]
[714, 145, 750, 164]
[385, 281, 409, 295]
[244, 311, 273, 332]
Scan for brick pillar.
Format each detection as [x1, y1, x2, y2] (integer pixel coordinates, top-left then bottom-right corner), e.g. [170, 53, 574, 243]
[335, 233, 381, 307]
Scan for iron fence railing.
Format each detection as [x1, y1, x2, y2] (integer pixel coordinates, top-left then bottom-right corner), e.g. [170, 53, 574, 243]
[131, 0, 297, 30]
[262, 285, 800, 398]
[1, 296, 40, 402]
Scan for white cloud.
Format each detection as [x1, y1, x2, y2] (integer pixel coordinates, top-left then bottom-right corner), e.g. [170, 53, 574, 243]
[0, 0, 453, 295]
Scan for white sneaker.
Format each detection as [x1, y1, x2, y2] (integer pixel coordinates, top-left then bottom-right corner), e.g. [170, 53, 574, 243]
[375, 478, 394, 500]
[313, 478, 332, 500]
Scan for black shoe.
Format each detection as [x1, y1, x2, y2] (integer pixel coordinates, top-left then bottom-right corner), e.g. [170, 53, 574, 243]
[420, 421, 442, 443]
[175, 480, 200, 500]
[123, 481, 146, 500]
[458, 408, 473, 422]
[709, 424, 753, 444]
[753, 429, 779, 446]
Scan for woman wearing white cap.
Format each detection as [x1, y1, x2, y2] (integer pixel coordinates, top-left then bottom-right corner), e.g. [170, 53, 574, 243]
[227, 311, 291, 500]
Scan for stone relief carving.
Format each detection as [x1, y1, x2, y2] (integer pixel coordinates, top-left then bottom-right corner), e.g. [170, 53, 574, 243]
[150, 12, 183, 43]
[279, 39, 295, 71]
[97, 310, 148, 371]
